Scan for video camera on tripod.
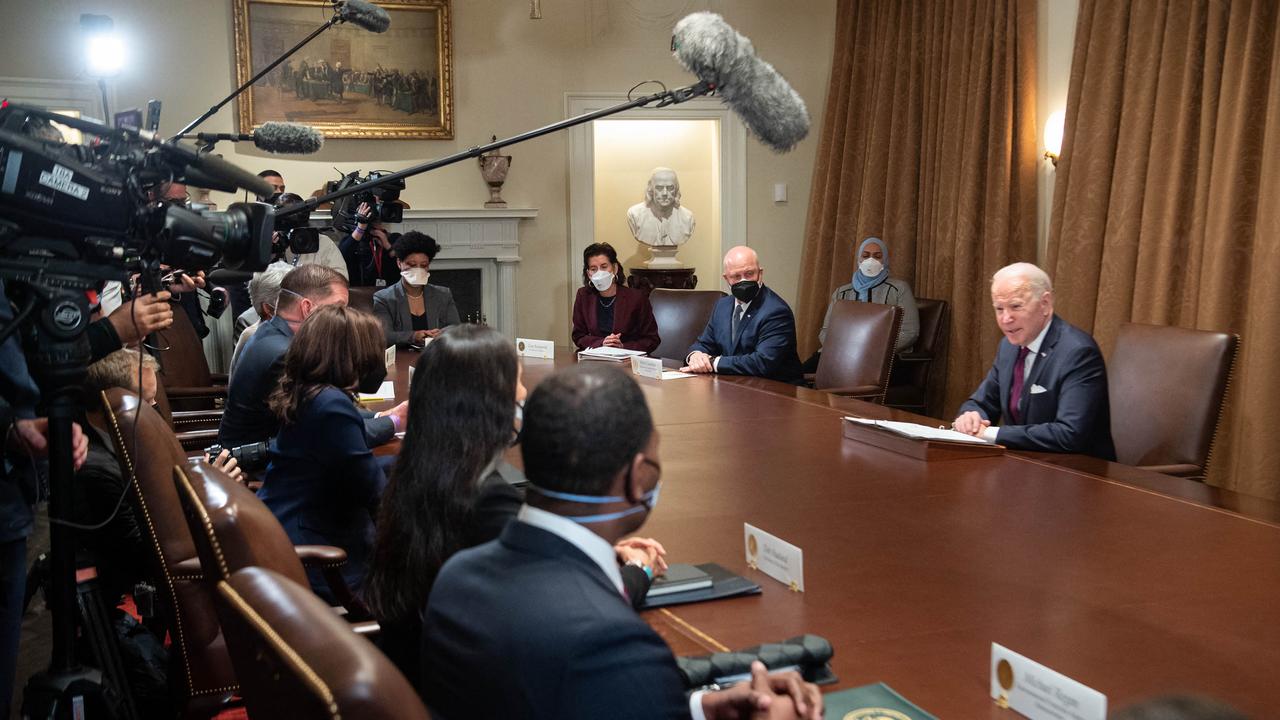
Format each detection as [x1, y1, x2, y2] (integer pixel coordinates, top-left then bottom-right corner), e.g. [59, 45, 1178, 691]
[327, 169, 404, 233]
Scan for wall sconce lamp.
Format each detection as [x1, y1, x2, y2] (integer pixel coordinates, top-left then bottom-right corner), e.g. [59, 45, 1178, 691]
[1044, 109, 1065, 167]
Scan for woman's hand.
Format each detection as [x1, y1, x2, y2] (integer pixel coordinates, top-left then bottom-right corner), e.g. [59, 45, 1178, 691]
[602, 333, 624, 348]
[205, 449, 244, 483]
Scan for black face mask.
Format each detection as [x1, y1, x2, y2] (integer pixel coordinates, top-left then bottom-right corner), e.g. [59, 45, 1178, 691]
[357, 364, 388, 394]
[730, 280, 760, 303]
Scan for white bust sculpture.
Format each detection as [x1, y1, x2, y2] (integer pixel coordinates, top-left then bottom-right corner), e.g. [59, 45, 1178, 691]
[627, 167, 695, 268]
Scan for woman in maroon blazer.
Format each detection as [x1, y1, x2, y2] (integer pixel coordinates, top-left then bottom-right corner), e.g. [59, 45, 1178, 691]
[571, 242, 660, 352]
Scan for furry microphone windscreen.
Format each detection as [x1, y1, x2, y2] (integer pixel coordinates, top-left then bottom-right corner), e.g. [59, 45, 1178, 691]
[254, 122, 325, 154]
[672, 12, 810, 153]
[341, 0, 391, 33]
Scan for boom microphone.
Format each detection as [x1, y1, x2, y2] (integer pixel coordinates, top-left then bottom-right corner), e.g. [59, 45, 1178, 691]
[340, 0, 391, 33]
[183, 122, 325, 154]
[672, 12, 810, 152]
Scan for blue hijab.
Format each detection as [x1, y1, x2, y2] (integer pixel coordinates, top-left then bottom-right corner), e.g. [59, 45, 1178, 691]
[852, 236, 889, 301]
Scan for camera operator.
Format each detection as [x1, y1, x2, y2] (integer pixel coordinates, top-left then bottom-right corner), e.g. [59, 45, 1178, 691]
[275, 193, 349, 281]
[338, 201, 401, 288]
[1, 279, 89, 716]
[226, 170, 291, 321]
[151, 181, 213, 339]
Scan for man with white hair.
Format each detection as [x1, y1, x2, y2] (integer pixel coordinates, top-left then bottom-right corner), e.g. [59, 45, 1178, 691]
[682, 246, 803, 384]
[228, 261, 291, 380]
[953, 262, 1115, 459]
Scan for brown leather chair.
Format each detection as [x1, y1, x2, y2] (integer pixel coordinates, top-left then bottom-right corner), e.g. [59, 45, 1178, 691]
[1108, 322, 1239, 481]
[153, 378, 223, 454]
[812, 300, 903, 403]
[157, 307, 227, 411]
[348, 285, 377, 315]
[885, 297, 949, 417]
[217, 567, 429, 720]
[99, 388, 239, 716]
[172, 461, 372, 623]
[649, 288, 726, 362]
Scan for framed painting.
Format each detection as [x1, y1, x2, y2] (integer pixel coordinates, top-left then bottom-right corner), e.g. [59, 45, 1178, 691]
[233, 0, 453, 139]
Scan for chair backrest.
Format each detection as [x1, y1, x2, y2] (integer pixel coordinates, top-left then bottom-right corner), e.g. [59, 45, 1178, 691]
[814, 301, 903, 401]
[913, 297, 948, 357]
[649, 289, 726, 361]
[99, 388, 237, 701]
[1109, 322, 1239, 478]
[348, 285, 377, 315]
[158, 306, 213, 387]
[173, 461, 310, 589]
[218, 567, 431, 720]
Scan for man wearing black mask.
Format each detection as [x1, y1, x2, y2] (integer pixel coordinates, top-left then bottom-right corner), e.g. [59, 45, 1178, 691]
[682, 246, 802, 383]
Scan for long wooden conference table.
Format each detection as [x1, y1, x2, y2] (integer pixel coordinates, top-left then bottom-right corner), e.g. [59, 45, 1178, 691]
[378, 349, 1280, 717]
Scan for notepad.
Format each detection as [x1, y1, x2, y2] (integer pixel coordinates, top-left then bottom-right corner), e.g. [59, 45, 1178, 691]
[646, 563, 714, 597]
[843, 417, 989, 444]
[358, 380, 396, 402]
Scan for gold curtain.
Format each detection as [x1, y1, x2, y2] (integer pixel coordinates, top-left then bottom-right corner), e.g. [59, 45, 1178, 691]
[1048, 0, 1280, 499]
[796, 0, 1039, 416]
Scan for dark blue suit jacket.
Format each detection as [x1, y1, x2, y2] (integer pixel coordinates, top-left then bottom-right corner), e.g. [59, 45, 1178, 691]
[688, 285, 803, 384]
[259, 386, 388, 596]
[959, 315, 1116, 460]
[421, 521, 692, 720]
[218, 314, 393, 448]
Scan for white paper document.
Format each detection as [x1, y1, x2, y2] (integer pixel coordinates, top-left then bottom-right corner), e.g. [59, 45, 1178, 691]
[844, 417, 989, 445]
[358, 380, 396, 402]
[579, 347, 647, 362]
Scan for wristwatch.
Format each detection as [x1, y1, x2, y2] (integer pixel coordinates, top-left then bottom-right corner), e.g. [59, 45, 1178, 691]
[625, 559, 653, 579]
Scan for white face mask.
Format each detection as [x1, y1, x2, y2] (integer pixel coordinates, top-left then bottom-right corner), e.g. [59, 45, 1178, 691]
[858, 258, 884, 278]
[402, 268, 430, 287]
[590, 269, 615, 292]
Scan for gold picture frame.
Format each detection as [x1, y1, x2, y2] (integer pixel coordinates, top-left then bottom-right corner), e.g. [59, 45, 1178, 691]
[232, 0, 453, 139]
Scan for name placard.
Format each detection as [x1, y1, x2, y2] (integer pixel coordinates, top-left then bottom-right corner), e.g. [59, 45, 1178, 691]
[384, 344, 396, 367]
[630, 355, 664, 379]
[516, 338, 554, 359]
[744, 523, 804, 592]
[991, 643, 1106, 720]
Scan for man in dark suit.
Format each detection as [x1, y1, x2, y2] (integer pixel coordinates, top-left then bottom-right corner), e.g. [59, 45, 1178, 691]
[954, 263, 1116, 460]
[217, 264, 405, 449]
[422, 365, 822, 720]
[682, 246, 803, 384]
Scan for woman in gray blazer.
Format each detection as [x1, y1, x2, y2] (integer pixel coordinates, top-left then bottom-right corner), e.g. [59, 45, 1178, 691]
[373, 231, 460, 346]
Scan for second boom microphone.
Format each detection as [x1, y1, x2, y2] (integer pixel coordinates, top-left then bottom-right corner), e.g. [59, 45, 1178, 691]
[187, 121, 325, 154]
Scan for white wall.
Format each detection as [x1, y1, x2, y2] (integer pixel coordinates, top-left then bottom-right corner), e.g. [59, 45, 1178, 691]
[0, 0, 836, 344]
[1037, 0, 1080, 263]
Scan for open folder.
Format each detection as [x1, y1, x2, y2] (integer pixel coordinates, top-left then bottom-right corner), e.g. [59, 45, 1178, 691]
[640, 563, 761, 609]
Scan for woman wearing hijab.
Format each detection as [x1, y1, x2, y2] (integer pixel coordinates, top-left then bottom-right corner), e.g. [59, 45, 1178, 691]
[811, 236, 919, 366]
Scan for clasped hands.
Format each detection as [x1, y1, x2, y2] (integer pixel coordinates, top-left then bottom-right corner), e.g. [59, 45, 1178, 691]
[952, 410, 990, 437]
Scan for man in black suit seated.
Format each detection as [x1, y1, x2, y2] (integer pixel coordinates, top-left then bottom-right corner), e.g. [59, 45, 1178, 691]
[682, 246, 803, 384]
[953, 262, 1116, 459]
[217, 264, 406, 449]
[422, 364, 822, 720]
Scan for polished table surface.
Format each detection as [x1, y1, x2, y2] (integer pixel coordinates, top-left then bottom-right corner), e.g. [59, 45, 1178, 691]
[380, 349, 1280, 716]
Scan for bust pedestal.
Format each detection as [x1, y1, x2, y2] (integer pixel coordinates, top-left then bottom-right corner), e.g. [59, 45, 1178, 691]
[627, 267, 698, 293]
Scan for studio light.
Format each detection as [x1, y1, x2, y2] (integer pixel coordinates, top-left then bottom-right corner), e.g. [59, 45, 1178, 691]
[81, 14, 124, 78]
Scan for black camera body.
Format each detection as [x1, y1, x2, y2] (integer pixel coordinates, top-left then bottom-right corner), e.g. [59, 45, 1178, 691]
[327, 170, 404, 234]
[270, 192, 320, 258]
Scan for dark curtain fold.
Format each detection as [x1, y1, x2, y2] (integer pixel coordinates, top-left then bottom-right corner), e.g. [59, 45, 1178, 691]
[1048, 0, 1280, 499]
[796, 0, 1039, 416]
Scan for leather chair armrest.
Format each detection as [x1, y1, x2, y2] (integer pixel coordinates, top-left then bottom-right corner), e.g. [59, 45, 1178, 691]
[171, 556, 203, 581]
[165, 386, 227, 399]
[171, 409, 223, 429]
[1138, 463, 1204, 479]
[176, 429, 220, 454]
[822, 384, 885, 400]
[296, 544, 349, 569]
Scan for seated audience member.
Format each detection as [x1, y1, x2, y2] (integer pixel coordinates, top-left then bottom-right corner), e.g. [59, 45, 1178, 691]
[259, 306, 389, 596]
[275, 192, 350, 280]
[77, 348, 241, 602]
[422, 364, 821, 720]
[571, 242, 660, 353]
[683, 245, 803, 384]
[953, 262, 1116, 459]
[373, 231, 460, 346]
[365, 325, 665, 692]
[229, 261, 291, 379]
[807, 236, 919, 371]
[219, 264, 405, 448]
[338, 201, 401, 287]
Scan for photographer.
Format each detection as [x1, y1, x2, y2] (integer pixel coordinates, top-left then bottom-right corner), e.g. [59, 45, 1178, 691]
[274, 193, 349, 280]
[338, 201, 401, 288]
